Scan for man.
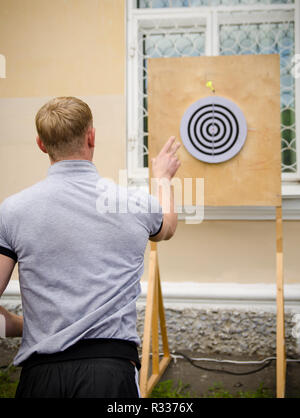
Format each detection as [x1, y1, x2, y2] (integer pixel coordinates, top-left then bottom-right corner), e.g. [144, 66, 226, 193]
[0, 96, 180, 398]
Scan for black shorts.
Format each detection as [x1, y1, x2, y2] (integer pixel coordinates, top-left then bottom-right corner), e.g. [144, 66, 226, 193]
[15, 357, 140, 398]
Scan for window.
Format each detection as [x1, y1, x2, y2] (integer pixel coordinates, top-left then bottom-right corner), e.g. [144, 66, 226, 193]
[127, 0, 300, 187]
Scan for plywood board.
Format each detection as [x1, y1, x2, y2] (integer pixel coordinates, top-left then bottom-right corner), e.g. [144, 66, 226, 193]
[148, 55, 282, 207]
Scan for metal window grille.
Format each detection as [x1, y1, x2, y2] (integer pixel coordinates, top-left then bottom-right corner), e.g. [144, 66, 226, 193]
[138, 24, 206, 167]
[219, 19, 296, 173]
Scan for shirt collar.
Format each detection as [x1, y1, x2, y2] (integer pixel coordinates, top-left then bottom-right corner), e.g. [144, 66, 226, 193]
[47, 160, 98, 177]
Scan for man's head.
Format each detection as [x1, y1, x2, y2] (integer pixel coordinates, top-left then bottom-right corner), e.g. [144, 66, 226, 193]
[35, 96, 95, 163]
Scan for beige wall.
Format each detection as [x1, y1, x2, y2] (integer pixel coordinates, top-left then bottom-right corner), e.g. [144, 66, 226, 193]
[0, 0, 299, 286]
[0, 0, 125, 97]
[142, 220, 300, 285]
[0, 0, 126, 201]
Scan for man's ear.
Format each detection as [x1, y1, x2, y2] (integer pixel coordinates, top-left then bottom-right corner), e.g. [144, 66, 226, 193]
[36, 136, 48, 154]
[87, 127, 95, 149]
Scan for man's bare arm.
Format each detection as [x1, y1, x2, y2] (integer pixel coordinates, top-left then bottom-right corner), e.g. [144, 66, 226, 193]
[150, 136, 181, 242]
[0, 254, 23, 337]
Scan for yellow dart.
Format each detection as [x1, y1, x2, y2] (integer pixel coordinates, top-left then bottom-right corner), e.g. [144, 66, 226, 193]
[206, 80, 215, 93]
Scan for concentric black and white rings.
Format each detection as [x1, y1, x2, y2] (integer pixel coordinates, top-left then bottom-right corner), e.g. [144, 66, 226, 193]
[180, 96, 248, 164]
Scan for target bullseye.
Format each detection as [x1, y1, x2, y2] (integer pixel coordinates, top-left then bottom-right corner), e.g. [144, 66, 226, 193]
[208, 125, 218, 135]
[180, 96, 248, 163]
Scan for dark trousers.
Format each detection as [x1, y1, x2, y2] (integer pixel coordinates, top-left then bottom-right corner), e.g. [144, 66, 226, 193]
[15, 357, 140, 398]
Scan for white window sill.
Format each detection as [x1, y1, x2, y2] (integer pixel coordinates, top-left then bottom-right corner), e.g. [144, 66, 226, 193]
[283, 182, 300, 199]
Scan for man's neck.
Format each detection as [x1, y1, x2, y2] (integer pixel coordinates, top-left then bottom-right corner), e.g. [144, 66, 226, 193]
[50, 155, 93, 165]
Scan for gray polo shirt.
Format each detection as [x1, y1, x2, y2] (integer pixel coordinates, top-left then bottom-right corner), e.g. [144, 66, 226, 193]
[0, 160, 163, 365]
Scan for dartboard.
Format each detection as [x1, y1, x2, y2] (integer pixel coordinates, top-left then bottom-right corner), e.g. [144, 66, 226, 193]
[180, 96, 248, 164]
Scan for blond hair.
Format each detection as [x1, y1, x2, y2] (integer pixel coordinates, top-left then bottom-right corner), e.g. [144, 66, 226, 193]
[35, 97, 93, 160]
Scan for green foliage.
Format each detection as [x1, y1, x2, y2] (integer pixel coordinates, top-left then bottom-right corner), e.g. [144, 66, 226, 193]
[150, 379, 193, 398]
[0, 367, 18, 398]
[151, 379, 274, 398]
[236, 383, 273, 399]
[205, 383, 234, 398]
[205, 382, 273, 399]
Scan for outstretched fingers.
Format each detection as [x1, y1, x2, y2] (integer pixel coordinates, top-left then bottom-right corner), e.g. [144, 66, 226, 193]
[170, 141, 181, 155]
[160, 136, 176, 155]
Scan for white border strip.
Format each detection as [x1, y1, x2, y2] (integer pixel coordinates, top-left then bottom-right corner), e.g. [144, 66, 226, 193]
[140, 282, 300, 303]
[3, 281, 300, 311]
[179, 200, 300, 221]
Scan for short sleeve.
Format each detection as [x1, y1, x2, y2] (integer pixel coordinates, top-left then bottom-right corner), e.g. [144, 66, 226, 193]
[148, 194, 163, 237]
[126, 187, 163, 237]
[0, 202, 18, 262]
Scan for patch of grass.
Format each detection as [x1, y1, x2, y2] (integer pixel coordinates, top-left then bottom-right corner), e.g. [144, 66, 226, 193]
[205, 383, 234, 398]
[206, 382, 273, 399]
[150, 379, 193, 398]
[0, 367, 19, 398]
[151, 379, 274, 398]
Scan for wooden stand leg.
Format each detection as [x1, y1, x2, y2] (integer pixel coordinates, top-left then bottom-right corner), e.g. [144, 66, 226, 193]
[140, 242, 172, 398]
[276, 206, 286, 398]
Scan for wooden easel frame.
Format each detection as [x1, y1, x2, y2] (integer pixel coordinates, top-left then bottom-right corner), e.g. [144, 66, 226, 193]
[140, 206, 286, 398]
[276, 205, 286, 398]
[139, 242, 172, 398]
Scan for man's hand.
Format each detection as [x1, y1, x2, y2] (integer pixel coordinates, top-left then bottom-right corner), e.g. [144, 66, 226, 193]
[151, 136, 181, 181]
[150, 136, 181, 242]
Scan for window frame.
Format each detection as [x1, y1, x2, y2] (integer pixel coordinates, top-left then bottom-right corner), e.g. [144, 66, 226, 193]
[126, 0, 300, 198]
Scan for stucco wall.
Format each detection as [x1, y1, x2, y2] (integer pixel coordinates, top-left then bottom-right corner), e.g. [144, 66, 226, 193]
[142, 220, 300, 285]
[0, 0, 126, 195]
